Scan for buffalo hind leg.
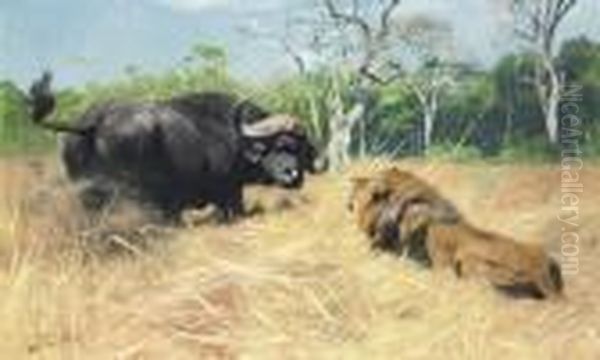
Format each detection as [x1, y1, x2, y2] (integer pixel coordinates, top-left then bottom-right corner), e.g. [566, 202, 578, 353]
[78, 180, 119, 212]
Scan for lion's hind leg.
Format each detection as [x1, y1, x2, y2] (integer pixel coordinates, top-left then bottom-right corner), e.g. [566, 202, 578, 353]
[456, 251, 560, 299]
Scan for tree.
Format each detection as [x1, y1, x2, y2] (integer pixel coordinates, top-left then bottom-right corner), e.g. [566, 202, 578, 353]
[318, 0, 402, 170]
[557, 36, 600, 80]
[492, 53, 545, 142]
[240, 0, 404, 169]
[180, 42, 231, 90]
[439, 72, 499, 153]
[394, 14, 459, 149]
[235, 15, 331, 159]
[406, 59, 461, 149]
[502, 0, 578, 143]
[557, 37, 600, 135]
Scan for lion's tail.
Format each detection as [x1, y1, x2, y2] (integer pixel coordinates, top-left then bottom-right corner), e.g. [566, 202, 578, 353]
[540, 256, 565, 299]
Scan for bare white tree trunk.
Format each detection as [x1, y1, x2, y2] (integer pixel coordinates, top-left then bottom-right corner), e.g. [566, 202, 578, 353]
[412, 85, 441, 151]
[504, 0, 578, 144]
[326, 91, 365, 171]
[320, 0, 402, 169]
[546, 77, 561, 143]
[423, 108, 435, 150]
[541, 55, 561, 143]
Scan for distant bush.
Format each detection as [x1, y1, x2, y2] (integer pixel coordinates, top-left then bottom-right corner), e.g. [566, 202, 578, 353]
[256, 73, 333, 149]
[497, 137, 559, 163]
[426, 142, 484, 162]
[0, 81, 54, 154]
[582, 125, 600, 159]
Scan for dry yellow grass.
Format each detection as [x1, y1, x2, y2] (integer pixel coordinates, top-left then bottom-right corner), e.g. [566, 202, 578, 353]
[1, 157, 600, 359]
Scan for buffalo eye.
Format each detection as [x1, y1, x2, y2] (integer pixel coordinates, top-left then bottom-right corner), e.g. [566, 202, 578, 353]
[252, 141, 267, 153]
[275, 135, 299, 152]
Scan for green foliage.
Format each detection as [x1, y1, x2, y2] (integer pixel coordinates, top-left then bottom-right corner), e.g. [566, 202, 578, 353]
[498, 136, 559, 163]
[257, 72, 331, 148]
[437, 74, 495, 149]
[366, 84, 420, 156]
[256, 69, 359, 151]
[426, 142, 483, 162]
[488, 53, 545, 141]
[582, 125, 600, 158]
[558, 36, 600, 133]
[558, 37, 600, 80]
[375, 84, 420, 133]
[0, 81, 54, 153]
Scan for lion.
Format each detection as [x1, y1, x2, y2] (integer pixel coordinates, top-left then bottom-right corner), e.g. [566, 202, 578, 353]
[348, 168, 564, 300]
[348, 168, 461, 256]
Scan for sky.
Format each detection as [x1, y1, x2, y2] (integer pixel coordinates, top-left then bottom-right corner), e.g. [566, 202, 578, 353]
[1, 0, 599, 89]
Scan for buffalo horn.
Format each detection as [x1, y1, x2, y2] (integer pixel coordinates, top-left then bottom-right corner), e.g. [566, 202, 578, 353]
[241, 114, 303, 137]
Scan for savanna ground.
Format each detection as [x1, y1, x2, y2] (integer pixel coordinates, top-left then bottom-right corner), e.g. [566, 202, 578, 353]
[1, 156, 599, 359]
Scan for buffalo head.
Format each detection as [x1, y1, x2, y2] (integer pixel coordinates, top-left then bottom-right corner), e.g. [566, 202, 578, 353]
[241, 114, 321, 188]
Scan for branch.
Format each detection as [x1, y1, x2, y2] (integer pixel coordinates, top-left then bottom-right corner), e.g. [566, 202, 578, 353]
[547, 0, 577, 43]
[282, 39, 307, 75]
[377, 0, 402, 41]
[555, 0, 577, 22]
[513, 0, 577, 55]
[358, 64, 402, 85]
[352, 0, 359, 18]
[514, 26, 538, 43]
[322, 0, 404, 85]
[408, 82, 428, 107]
[323, 0, 372, 41]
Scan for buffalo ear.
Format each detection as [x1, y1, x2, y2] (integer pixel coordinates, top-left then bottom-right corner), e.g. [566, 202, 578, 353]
[243, 140, 268, 164]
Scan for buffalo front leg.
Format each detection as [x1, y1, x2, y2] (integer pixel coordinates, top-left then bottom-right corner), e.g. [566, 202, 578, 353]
[215, 183, 244, 223]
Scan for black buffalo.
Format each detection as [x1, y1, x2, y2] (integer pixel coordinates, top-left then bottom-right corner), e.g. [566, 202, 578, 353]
[28, 72, 320, 221]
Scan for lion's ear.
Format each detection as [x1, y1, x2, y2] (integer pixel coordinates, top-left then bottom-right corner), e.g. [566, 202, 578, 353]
[349, 176, 371, 189]
[369, 178, 391, 202]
